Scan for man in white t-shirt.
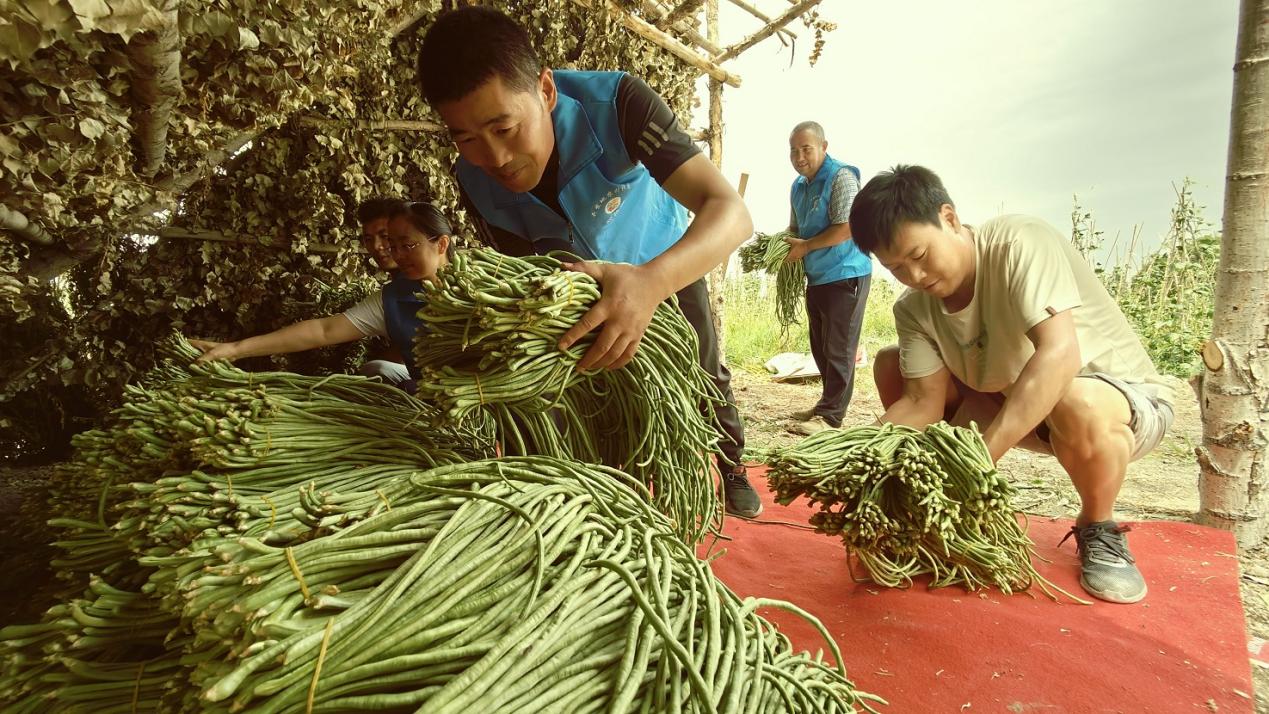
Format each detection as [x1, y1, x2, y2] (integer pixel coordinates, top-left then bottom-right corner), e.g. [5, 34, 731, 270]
[848, 164, 1174, 604]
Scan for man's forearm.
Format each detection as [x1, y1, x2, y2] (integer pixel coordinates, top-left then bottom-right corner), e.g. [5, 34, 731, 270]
[229, 318, 340, 360]
[803, 222, 853, 251]
[642, 192, 752, 299]
[983, 345, 1081, 460]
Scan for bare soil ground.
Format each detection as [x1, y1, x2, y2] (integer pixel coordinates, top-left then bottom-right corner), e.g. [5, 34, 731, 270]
[1, 370, 1264, 709]
[730, 367, 1268, 712]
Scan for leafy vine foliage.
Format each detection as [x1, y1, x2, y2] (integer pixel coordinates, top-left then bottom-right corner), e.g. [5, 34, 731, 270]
[1, 0, 698, 460]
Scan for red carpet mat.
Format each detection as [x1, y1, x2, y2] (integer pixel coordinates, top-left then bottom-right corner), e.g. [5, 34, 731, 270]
[704, 468, 1255, 713]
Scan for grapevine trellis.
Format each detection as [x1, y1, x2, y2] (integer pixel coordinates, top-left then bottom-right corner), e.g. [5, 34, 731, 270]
[0, 0, 833, 458]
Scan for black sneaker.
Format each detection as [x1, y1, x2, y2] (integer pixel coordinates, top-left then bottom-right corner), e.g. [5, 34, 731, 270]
[1059, 521, 1147, 603]
[722, 464, 763, 519]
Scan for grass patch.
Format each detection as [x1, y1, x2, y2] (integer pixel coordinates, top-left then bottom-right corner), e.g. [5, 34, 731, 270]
[721, 273, 898, 374]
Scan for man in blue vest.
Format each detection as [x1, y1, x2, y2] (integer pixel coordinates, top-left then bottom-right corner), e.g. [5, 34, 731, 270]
[416, 6, 763, 518]
[783, 121, 872, 435]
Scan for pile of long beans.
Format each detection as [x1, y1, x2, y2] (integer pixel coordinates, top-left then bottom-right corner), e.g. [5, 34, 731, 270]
[737, 230, 805, 328]
[5, 453, 884, 712]
[765, 422, 1086, 603]
[187, 457, 881, 713]
[45, 337, 491, 585]
[1, 336, 495, 708]
[412, 248, 725, 543]
[4, 335, 884, 711]
[0, 575, 194, 713]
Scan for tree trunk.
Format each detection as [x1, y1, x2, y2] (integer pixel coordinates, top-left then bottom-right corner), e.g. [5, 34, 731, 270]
[1196, 0, 1269, 547]
[128, 0, 182, 178]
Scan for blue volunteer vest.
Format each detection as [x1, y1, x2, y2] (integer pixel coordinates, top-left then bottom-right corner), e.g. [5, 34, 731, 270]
[381, 274, 426, 379]
[791, 155, 872, 286]
[455, 70, 690, 265]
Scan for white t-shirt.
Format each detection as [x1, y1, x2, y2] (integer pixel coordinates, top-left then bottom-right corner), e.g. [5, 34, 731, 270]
[894, 214, 1172, 403]
[342, 291, 387, 338]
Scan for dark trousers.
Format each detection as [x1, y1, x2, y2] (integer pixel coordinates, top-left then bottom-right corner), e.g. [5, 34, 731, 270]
[806, 274, 871, 427]
[675, 278, 746, 467]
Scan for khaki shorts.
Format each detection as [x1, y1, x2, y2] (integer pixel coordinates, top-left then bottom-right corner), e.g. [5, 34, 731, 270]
[948, 373, 1175, 462]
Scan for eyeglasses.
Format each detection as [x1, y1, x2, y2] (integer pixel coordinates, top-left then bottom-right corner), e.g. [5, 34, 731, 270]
[388, 237, 439, 255]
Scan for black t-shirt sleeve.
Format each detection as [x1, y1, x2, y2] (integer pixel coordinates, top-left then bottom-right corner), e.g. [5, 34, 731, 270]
[615, 75, 702, 184]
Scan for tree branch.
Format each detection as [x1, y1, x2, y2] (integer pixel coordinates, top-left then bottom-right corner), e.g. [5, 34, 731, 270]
[714, 0, 822, 63]
[722, 0, 797, 39]
[26, 130, 259, 281]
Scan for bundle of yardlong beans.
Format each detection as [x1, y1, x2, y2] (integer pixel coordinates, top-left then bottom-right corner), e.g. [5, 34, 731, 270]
[2, 337, 497, 710]
[5, 335, 884, 711]
[412, 248, 725, 543]
[47, 336, 492, 583]
[4, 456, 885, 712]
[0, 575, 195, 713]
[737, 230, 805, 328]
[765, 422, 1087, 603]
[188, 457, 882, 713]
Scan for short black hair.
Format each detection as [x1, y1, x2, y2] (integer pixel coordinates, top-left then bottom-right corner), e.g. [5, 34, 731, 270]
[390, 202, 456, 257]
[356, 197, 407, 226]
[848, 165, 954, 255]
[417, 6, 541, 107]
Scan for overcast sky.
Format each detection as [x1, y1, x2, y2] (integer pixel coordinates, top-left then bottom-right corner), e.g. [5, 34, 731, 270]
[708, 0, 1239, 262]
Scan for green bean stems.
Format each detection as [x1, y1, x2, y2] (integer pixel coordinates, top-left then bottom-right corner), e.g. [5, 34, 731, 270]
[413, 248, 727, 544]
[738, 231, 805, 329]
[3, 335, 884, 711]
[191, 457, 882, 713]
[5, 455, 885, 713]
[765, 422, 1089, 604]
[45, 337, 491, 587]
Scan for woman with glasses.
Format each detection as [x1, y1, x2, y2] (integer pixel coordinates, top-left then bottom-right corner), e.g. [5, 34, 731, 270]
[192, 201, 455, 392]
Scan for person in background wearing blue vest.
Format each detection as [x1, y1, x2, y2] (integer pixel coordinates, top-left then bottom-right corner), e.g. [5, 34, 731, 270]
[783, 121, 872, 436]
[192, 201, 453, 395]
[416, 6, 763, 519]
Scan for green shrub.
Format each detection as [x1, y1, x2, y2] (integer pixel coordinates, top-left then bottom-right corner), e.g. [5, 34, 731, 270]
[1074, 180, 1218, 378]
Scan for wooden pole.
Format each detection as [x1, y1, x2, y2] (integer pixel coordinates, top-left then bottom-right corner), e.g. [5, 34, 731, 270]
[300, 117, 446, 133]
[570, 0, 742, 87]
[714, 0, 822, 63]
[300, 116, 708, 141]
[1197, 0, 1269, 547]
[26, 130, 260, 281]
[704, 0, 730, 355]
[663, 0, 707, 26]
[639, 0, 722, 55]
[139, 227, 352, 254]
[0, 204, 53, 245]
[21, 8, 430, 281]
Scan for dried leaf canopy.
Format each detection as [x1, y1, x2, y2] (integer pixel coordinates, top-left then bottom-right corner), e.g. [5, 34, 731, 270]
[0, 0, 698, 455]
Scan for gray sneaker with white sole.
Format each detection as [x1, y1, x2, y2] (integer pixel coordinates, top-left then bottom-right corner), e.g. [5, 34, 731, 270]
[1060, 520, 1147, 604]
